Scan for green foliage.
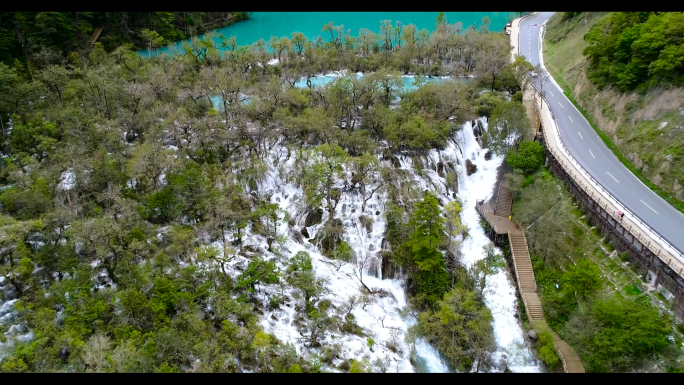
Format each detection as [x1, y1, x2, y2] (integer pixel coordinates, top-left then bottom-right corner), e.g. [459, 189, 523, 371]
[0, 14, 543, 372]
[366, 338, 375, 352]
[516, 169, 678, 372]
[564, 295, 672, 372]
[236, 259, 280, 294]
[504, 141, 545, 175]
[0, 178, 53, 220]
[484, 101, 531, 155]
[286, 251, 325, 314]
[407, 193, 445, 271]
[301, 144, 347, 216]
[349, 358, 368, 373]
[8, 120, 59, 160]
[470, 91, 503, 120]
[470, 244, 505, 298]
[288, 251, 313, 274]
[563, 258, 602, 300]
[536, 328, 561, 370]
[154, 362, 179, 373]
[405, 193, 449, 306]
[583, 12, 684, 91]
[413, 285, 494, 372]
[384, 113, 452, 152]
[166, 161, 212, 223]
[0, 12, 250, 66]
[143, 187, 179, 224]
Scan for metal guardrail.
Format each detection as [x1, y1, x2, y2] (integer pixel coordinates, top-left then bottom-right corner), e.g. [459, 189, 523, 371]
[528, 76, 684, 269]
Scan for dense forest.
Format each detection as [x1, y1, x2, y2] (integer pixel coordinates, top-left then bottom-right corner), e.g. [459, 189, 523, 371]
[0, 15, 536, 372]
[0, 12, 250, 68]
[578, 12, 684, 91]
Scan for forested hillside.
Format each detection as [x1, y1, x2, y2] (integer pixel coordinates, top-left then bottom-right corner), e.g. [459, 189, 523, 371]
[0, 12, 249, 68]
[0, 17, 532, 372]
[582, 12, 684, 92]
[544, 12, 684, 208]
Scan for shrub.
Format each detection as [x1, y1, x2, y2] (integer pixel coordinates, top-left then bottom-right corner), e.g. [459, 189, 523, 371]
[505, 141, 545, 175]
[537, 328, 561, 370]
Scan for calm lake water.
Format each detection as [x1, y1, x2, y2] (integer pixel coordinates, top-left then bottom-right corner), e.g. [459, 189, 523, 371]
[142, 12, 517, 58]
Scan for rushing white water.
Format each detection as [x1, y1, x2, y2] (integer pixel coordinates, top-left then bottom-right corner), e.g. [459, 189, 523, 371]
[455, 122, 541, 372]
[393, 120, 541, 372]
[0, 82, 538, 373]
[227, 143, 433, 372]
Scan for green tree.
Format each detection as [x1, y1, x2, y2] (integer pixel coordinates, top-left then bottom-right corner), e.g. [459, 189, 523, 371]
[413, 285, 495, 371]
[470, 243, 505, 298]
[435, 12, 447, 29]
[406, 193, 449, 305]
[563, 258, 602, 300]
[485, 101, 532, 156]
[236, 258, 280, 294]
[287, 251, 326, 314]
[349, 152, 381, 213]
[504, 140, 545, 175]
[166, 161, 211, 223]
[301, 143, 347, 219]
[565, 294, 671, 372]
[140, 29, 165, 58]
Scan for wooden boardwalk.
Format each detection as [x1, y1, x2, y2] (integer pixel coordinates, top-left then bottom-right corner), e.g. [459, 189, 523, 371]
[477, 178, 585, 373]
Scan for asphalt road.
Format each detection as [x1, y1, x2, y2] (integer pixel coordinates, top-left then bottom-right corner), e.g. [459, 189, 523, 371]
[518, 12, 684, 257]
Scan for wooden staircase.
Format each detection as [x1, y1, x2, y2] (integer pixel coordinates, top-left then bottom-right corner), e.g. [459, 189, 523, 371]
[494, 180, 513, 217]
[476, 171, 585, 373]
[509, 231, 537, 293]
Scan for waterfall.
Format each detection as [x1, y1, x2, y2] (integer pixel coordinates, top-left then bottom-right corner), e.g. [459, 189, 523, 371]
[452, 121, 541, 372]
[398, 120, 541, 372]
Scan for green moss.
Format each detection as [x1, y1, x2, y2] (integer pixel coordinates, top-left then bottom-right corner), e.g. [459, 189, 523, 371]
[624, 284, 642, 296]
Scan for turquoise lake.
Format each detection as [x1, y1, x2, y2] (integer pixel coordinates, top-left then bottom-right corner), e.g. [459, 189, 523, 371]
[143, 12, 518, 58]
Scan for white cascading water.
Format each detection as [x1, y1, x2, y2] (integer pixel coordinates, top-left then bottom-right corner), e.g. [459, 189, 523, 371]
[427, 120, 541, 372]
[339, 117, 541, 372]
[286, 72, 541, 372]
[0, 72, 539, 372]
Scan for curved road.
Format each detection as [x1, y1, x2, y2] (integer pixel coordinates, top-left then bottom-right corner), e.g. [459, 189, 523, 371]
[518, 12, 684, 257]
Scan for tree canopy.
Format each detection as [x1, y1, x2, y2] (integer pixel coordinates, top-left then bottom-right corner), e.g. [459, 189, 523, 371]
[583, 12, 684, 91]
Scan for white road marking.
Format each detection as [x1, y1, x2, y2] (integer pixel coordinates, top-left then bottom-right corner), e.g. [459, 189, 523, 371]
[549, 91, 554, 96]
[578, 131, 583, 139]
[589, 149, 595, 158]
[569, 116, 573, 122]
[607, 172, 619, 183]
[559, 102, 564, 108]
[641, 200, 658, 214]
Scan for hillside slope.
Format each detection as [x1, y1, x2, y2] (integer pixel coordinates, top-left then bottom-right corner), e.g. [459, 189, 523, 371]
[543, 12, 684, 205]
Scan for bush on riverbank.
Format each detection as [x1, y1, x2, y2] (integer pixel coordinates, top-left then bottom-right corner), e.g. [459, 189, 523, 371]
[505, 141, 545, 175]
